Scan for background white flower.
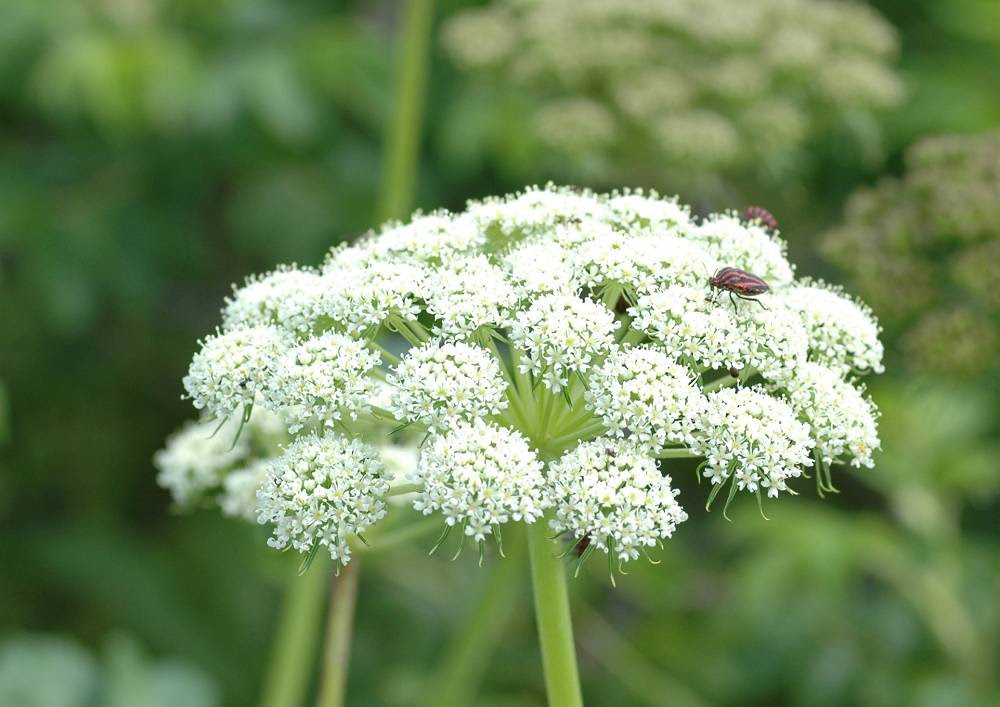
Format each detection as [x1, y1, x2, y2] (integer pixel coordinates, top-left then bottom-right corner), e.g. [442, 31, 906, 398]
[219, 459, 271, 522]
[155, 417, 251, 508]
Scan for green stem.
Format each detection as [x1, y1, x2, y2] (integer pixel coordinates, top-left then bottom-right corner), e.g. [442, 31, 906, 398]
[311, 0, 436, 700]
[419, 526, 527, 707]
[371, 342, 401, 366]
[545, 420, 604, 451]
[359, 516, 440, 553]
[377, 0, 435, 223]
[527, 519, 584, 707]
[656, 448, 697, 459]
[386, 482, 422, 497]
[701, 374, 737, 393]
[317, 562, 361, 707]
[259, 557, 331, 707]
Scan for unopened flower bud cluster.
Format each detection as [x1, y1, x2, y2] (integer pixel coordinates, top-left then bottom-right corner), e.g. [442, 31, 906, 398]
[441, 0, 902, 181]
[824, 129, 1000, 377]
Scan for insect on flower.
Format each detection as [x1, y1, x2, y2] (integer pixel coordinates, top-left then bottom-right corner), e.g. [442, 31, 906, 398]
[743, 206, 778, 232]
[709, 267, 770, 309]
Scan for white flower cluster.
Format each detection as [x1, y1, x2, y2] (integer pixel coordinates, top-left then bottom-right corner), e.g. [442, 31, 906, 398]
[772, 363, 880, 469]
[548, 439, 688, 562]
[220, 459, 271, 522]
[267, 333, 380, 433]
[183, 326, 288, 416]
[256, 434, 389, 563]
[323, 261, 427, 336]
[510, 294, 616, 391]
[697, 388, 813, 499]
[425, 256, 518, 336]
[174, 184, 884, 570]
[388, 341, 508, 432]
[222, 267, 328, 335]
[586, 348, 703, 450]
[778, 282, 885, 374]
[413, 421, 549, 542]
[155, 417, 251, 507]
[344, 212, 485, 266]
[631, 286, 807, 379]
[155, 407, 285, 510]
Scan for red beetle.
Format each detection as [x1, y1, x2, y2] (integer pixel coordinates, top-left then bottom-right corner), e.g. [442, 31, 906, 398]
[743, 206, 779, 232]
[709, 266, 770, 309]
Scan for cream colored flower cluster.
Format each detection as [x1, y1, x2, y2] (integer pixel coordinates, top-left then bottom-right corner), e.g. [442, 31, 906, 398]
[441, 0, 902, 181]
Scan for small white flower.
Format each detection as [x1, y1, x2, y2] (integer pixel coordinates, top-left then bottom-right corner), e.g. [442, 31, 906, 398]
[575, 231, 717, 296]
[631, 286, 807, 378]
[183, 326, 289, 416]
[267, 332, 381, 433]
[425, 256, 519, 337]
[155, 417, 251, 507]
[156, 407, 285, 508]
[388, 340, 508, 432]
[586, 346, 705, 450]
[413, 420, 549, 542]
[509, 294, 617, 391]
[548, 438, 687, 562]
[771, 362, 880, 468]
[503, 240, 580, 297]
[606, 190, 693, 231]
[696, 387, 814, 500]
[222, 267, 329, 335]
[257, 433, 389, 563]
[779, 281, 884, 374]
[466, 185, 613, 239]
[323, 261, 428, 336]
[364, 212, 486, 265]
[220, 459, 271, 522]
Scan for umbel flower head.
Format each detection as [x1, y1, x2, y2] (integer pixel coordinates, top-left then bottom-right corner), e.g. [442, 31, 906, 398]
[823, 129, 1000, 377]
[440, 0, 902, 184]
[169, 185, 883, 577]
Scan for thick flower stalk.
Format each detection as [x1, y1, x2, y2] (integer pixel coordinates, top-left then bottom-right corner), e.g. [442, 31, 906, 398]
[441, 0, 902, 183]
[168, 184, 883, 575]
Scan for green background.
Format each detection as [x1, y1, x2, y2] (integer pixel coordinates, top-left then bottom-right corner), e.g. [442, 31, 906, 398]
[2, 1, 998, 705]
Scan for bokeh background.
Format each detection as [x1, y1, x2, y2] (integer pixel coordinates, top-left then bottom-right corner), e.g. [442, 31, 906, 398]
[2, 1, 999, 705]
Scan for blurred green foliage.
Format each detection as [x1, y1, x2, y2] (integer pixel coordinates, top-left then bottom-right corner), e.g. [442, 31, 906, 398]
[2, 1, 999, 706]
[0, 632, 217, 707]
